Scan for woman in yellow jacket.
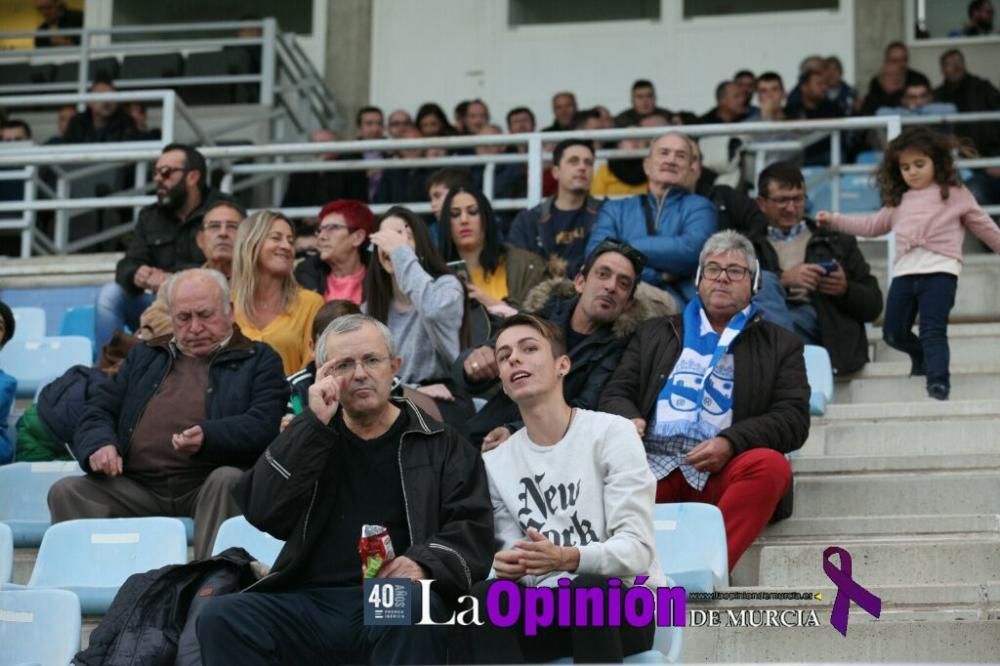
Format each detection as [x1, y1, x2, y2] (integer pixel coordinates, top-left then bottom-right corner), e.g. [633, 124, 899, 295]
[231, 210, 324, 375]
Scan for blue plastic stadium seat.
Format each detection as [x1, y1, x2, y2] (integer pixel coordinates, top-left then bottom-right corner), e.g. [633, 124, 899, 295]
[10, 307, 45, 343]
[212, 515, 285, 566]
[59, 305, 96, 347]
[0, 523, 11, 583]
[0, 335, 93, 398]
[180, 517, 195, 544]
[802, 167, 831, 213]
[654, 503, 728, 593]
[0, 588, 81, 666]
[0, 461, 85, 547]
[804, 345, 834, 416]
[838, 174, 881, 213]
[28, 517, 189, 614]
[855, 150, 883, 164]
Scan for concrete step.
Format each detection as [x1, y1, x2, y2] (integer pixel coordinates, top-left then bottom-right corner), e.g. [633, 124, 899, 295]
[868, 322, 1000, 364]
[12, 547, 36, 585]
[792, 471, 1000, 518]
[757, 539, 1000, 587]
[832, 372, 1000, 403]
[820, 398, 1000, 421]
[678, 618, 1000, 661]
[677, 581, 1000, 661]
[869, 254, 1000, 323]
[0, 252, 119, 288]
[851, 360, 1000, 378]
[762, 513, 1000, 540]
[802, 412, 1000, 457]
[791, 453, 1000, 475]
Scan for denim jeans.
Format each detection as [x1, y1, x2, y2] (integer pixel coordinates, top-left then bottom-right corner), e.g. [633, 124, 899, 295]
[94, 282, 155, 348]
[753, 271, 821, 344]
[882, 273, 957, 388]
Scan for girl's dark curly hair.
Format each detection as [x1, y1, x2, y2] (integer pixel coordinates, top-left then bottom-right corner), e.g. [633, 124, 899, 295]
[876, 127, 962, 207]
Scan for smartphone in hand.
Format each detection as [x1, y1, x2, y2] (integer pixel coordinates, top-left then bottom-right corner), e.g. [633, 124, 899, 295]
[818, 260, 838, 275]
[447, 259, 471, 284]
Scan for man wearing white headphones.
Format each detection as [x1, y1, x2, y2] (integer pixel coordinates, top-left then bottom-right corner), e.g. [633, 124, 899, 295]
[599, 230, 810, 570]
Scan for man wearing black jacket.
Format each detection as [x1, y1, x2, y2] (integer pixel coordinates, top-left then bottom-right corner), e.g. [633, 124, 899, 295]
[95, 143, 233, 347]
[754, 162, 882, 375]
[453, 241, 668, 450]
[50, 269, 287, 559]
[197, 314, 493, 666]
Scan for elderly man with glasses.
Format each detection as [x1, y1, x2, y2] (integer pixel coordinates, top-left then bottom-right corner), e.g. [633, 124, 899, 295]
[196, 313, 493, 666]
[95, 143, 237, 347]
[600, 230, 810, 570]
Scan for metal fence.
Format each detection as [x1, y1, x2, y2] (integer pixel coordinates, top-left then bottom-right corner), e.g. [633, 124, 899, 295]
[0, 112, 998, 285]
[0, 19, 339, 139]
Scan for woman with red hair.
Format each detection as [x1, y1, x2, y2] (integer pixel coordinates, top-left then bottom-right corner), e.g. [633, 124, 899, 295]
[294, 199, 375, 304]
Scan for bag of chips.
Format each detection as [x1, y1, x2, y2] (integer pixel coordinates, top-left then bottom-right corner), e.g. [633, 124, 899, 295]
[359, 524, 395, 579]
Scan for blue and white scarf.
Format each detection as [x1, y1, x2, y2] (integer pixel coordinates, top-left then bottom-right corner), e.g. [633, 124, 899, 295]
[644, 296, 757, 490]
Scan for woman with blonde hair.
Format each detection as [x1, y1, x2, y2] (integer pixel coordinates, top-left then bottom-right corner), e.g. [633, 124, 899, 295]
[231, 210, 324, 375]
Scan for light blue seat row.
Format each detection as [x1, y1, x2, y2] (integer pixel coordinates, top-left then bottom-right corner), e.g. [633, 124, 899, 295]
[0, 461, 85, 547]
[0, 335, 93, 399]
[654, 503, 728, 594]
[804, 344, 834, 416]
[28, 517, 189, 615]
[59, 305, 97, 358]
[0, 523, 11, 584]
[212, 515, 285, 567]
[9, 307, 45, 344]
[0, 588, 81, 666]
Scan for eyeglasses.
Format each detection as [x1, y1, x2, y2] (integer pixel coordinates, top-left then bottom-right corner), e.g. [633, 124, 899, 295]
[204, 221, 241, 233]
[588, 239, 647, 273]
[763, 194, 806, 207]
[326, 355, 389, 378]
[702, 262, 751, 282]
[316, 222, 352, 236]
[153, 166, 187, 179]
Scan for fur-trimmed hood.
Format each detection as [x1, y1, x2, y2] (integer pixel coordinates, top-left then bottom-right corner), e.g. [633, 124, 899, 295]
[521, 277, 676, 340]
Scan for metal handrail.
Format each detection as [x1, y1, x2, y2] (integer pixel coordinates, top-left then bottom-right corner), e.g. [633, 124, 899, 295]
[0, 19, 333, 133]
[3, 112, 1000, 263]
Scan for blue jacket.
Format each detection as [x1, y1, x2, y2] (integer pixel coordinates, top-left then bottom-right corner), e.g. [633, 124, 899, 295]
[72, 325, 288, 473]
[586, 189, 717, 289]
[0, 370, 15, 464]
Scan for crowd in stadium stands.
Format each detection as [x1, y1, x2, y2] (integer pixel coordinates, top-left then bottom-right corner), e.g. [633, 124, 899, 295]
[2, 20, 1000, 662]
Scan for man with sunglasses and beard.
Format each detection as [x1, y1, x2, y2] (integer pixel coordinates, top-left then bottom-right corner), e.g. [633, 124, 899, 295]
[95, 143, 236, 347]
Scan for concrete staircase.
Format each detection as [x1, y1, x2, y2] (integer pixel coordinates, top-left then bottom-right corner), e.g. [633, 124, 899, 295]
[684, 254, 1000, 661]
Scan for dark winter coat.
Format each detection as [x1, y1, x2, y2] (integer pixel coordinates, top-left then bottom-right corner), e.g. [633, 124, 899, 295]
[452, 277, 666, 446]
[72, 325, 288, 472]
[75, 547, 257, 666]
[236, 398, 494, 602]
[758, 218, 883, 375]
[599, 313, 810, 519]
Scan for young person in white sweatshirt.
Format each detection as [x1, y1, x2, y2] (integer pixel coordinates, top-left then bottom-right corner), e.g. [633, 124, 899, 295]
[452, 312, 664, 663]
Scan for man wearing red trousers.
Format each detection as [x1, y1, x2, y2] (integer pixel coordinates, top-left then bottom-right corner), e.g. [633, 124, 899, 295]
[599, 230, 810, 569]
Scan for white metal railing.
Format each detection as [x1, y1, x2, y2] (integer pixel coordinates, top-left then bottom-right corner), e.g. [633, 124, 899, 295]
[0, 19, 340, 136]
[1, 114, 999, 279]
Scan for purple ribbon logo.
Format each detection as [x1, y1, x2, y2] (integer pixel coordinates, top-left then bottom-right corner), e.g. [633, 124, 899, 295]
[823, 546, 882, 636]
